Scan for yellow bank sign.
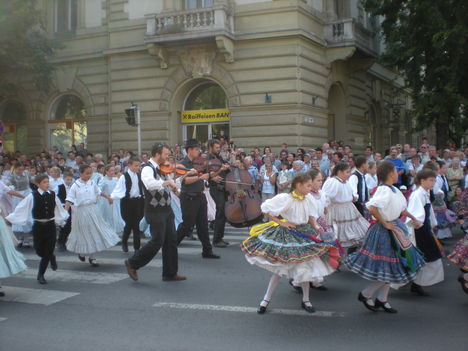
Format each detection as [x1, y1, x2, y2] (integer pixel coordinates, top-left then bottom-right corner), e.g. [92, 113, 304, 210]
[181, 109, 230, 123]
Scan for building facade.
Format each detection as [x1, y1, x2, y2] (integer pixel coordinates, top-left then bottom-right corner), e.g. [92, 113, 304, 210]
[0, 0, 431, 156]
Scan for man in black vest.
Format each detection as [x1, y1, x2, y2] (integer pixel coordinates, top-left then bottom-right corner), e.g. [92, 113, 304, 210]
[207, 139, 231, 248]
[124, 143, 185, 282]
[111, 156, 144, 253]
[348, 155, 369, 217]
[176, 139, 220, 258]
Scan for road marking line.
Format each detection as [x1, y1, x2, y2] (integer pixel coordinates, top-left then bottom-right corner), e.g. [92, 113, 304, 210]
[0, 317, 7, 322]
[1, 286, 79, 306]
[22, 254, 162, 268]
[106, 246, 201, 255]
[16, 269, 128, 284]
[152, 302, 345, 317]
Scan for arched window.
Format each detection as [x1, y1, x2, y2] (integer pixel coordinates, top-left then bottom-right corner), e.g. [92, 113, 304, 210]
[48, 94, 87, 153]
[182, 82, 229, 145]
[0, 101, 28, 153]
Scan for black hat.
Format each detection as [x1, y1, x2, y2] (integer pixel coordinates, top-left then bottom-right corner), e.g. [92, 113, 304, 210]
[185, 139, 200, 150]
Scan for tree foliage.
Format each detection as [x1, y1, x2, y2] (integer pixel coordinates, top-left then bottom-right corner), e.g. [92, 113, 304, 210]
[0, 0, 60, 94]
[364, 0, 468, 147]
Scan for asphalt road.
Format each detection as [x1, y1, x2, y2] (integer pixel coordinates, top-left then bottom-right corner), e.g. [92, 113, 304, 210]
[0, 226, 466, 351]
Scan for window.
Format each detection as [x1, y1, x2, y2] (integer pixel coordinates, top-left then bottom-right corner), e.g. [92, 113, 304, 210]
[0, 101, 28, 153]
[48, 94, 87, 153]
[185, 0, 213, 10]
[54, 0, 78, 34]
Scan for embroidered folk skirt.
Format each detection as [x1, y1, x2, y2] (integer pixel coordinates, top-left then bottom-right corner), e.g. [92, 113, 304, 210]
[326, 202, 369, 248]
[448, 233, 468, 271]
[66, 204, 120, 255]
[344, 220, 425, 284]
[241, 223, 339, 284]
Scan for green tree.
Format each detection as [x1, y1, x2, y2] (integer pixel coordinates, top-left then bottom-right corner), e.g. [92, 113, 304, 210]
[364, 0, 468, 148]
[0, 0, 59, 95]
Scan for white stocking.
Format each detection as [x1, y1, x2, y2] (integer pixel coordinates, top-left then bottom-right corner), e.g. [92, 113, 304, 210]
[362, 282, 386, 299]
[301, 282, 311, 303]
[261, 274, 280, 306]
[376, 283, 390, 302]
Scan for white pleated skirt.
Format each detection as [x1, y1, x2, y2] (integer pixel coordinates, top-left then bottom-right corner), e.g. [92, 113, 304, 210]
[414, 259, 444, 286]
[66, 204, 120, 255]
[326, 202, 369, 248]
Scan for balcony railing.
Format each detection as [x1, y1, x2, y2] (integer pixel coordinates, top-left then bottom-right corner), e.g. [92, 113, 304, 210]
[324, 19, 378, 55]
[145, 6, 234, 43]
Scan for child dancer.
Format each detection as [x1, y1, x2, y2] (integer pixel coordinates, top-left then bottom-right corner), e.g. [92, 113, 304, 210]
[9, 163, 33, 247]
[406, 169, 445, 296]
[48, 166, 64, 193]
[98, 165, 125, 236]
[348, 156, 370, 219]
[0, 211, 27, 296]
[65, 165, 120, 267]
[432, 161, 456, 239]
[241, 173, 340, 314]
[365, 161, 378, 196]
[56, 172, 74, 251]
[110, 157, 144, 253]
[345, 161, 425, 313]
[322, 162, 368, 252]
[6, 175, 69, 284]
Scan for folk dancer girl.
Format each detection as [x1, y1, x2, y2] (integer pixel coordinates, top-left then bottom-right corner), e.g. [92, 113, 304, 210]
[321, 162, 369, 253]
[405, 169, 445, 296]
[345, 161, 426, 313]
[65, 165, 120, 267]
[241, 173, 340, 314]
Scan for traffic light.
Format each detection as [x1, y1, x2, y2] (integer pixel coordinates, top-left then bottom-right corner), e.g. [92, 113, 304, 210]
[124, 106, 137, 126]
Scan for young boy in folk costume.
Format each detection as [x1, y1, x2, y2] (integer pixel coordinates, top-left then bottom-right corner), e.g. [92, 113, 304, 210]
[241, 173, 340, 314]
[56, 172, 74, 251]
[405, 169, 445, 296]
[6, 175, 69, 284]
[345, 161, 425, 313]
[348, 156, 370, 220]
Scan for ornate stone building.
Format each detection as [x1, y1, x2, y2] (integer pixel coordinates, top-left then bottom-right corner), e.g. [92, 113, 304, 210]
[0, 0, 430, 156]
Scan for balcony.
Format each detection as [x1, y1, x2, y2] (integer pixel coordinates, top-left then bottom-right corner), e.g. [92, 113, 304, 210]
[324, 19, 378, 56]
[145, 5, 234, 44]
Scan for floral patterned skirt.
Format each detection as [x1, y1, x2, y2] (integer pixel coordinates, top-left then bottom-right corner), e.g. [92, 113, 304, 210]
[344, 220, 426, 284]
[241, 223, 339, 284]
[448, 233, 468, 271]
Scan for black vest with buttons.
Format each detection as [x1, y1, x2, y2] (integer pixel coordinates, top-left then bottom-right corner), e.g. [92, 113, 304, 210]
[123, 171, 144, 199]
[32, 190, 56, 219]
[353, 171, 369, 203]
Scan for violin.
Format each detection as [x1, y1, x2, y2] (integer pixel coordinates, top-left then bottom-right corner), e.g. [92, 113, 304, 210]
[159, 162, 198, 177]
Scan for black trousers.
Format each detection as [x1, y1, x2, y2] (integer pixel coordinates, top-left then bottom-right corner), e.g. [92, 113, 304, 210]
[121, 197, 144, 250]
[32, 221, 56, 276]
[57, 214, 71, 246]
[177, 193, 212, 252]
[129, 206, 178, 277]
[209, 187, 227, 243]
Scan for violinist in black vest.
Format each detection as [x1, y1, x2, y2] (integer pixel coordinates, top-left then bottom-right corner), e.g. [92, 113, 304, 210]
[207, 139, 231, 248]
[176, 139, 220, 259]
[111, 156, 144, 253]
[124, 143, 185, 282]
[6, 175, 69, 284]
[348, 156, 370, 218]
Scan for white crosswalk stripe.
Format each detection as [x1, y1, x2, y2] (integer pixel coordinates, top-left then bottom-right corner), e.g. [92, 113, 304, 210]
[1, 286, 79, 305]
[1, 227, 248, 308]
[0, 317, 7, 322]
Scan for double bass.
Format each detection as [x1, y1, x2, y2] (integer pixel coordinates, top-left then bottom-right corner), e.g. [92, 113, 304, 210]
[223, 166, 263, 228]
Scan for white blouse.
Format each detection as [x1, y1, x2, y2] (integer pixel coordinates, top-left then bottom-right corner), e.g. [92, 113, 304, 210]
[322, 177, 354, 203]
[6, 190, 69, 226]
[365, 174, 377, 193]
[261, 192, 317, 225]
[48, 176, 64, 194]
[66, 179, 100, 207]
[405, 186, 437, 227]
[309, 190, 328, 218]
[366, 185, 406, 221]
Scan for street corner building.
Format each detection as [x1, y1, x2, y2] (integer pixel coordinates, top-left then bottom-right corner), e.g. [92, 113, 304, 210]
[0, 0, 433, 156]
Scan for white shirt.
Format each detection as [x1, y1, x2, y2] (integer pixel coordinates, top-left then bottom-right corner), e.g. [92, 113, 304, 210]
[261, 193, 317, 225]
[322, 177, 354, 203]
[141, 159, 165, 191]
[309, 190, 328, 218]
[433, 176, 445, 195]
[6, 189, 69, 226]
[348, 170, 368, 202]
[111, 170, 141, 200]
[48, 176, 64, 194]
[365, 174, 377, 193]
[367, 185, 406, 222]
[405, 186, 437, 227]
[66, 179, 100, 207]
